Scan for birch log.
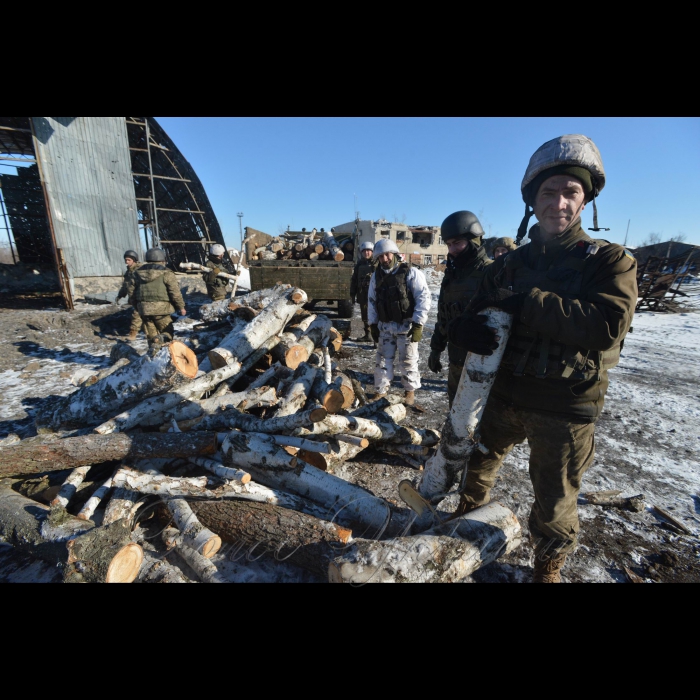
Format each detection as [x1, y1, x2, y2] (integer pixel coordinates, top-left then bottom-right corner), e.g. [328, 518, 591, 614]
[207, 288, 308, 369]
[77, 473, 115, 521]
[166, 498, 222, 558]
[35, 341, 198, 431]
[0, 432, 219, 477]
[138, 549, 192, 583]
[309, 373, 345, 414]
[348, 393, 404, 418]
[78, 358, 130, 387]
[51, 466, 92, 508]
[189, 499, 352, 578]
[274, 363, 318, 418]
[204, 405, 327, 435]
[111, 467, 210, 495]
[187, 456, 251, 484]
[173, 541, 229, 583]
[416, 308, 513, 516]
[102, 485, 144, 526]
[328, 501, 522, 584]
[299, 438, 367, 473]
[331, 372, 355, 410]
[220, 431, 300, 472]
[179, 261, 238, 281]
[198, 284, 291, 324]
[270, 313, 318, 369]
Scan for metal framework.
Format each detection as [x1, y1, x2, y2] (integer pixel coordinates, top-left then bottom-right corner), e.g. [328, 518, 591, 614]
[636, 249, 697, 312]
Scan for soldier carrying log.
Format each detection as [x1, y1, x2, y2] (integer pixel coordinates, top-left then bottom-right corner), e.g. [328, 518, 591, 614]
[446, 134, 638, 583]
[203, 244, 231, 301]
[115, 249, 144, 341]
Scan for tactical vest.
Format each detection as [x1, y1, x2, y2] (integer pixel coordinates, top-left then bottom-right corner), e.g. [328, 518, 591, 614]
[439, 248, 492, 325]
[374, 263, 415, 323]
[135, 265, 170, 303]
[496, 238, 621, 380]
[356, 260, 375, 304]
[205, 259, 228, 290]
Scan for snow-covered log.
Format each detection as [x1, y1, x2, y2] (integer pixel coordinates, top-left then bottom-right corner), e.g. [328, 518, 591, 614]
[207, 288, 308, 369]
[35, 341, 198, 431]
[274, 363, 318, 418]
[78, 358, 130, 387]
[111, 467, 210, 496]
[189, 499, 352, 578]
[199, 283, 291, 323]
[0, 432, 219, 477]
[416, 308, 513, 516]
[328, 501, 521, 584]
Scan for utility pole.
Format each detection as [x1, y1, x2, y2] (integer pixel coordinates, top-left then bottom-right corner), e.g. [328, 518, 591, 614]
[237, 212, 244, 250]
[623, 219, 630, 247]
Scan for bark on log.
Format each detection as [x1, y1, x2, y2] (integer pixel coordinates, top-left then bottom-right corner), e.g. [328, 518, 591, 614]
[328, 501, 522, 583]
[416, 309, 513, 518]
[64, 518, 143, 583]
[207, 288, 308, 369]
[274, 363, 318, 418]
[179, 261, 238, 281]
[331, 372, 355, 410]
[187, 456, 251, 484]
[51, 466, 92, 508]
[138, 549, 192, 583]
[199, 284, 291, 323]
[299, 438, 367, 473]
[348, 393, 404, 418]
[200, 405, 327, 435]
[102, 486, 143, 526]
[76, 473, 115, 521]
[0, 432, 219, 477]
[328, 328, 343, 354]
[270, 313, 318, 369]
[35, 341, 198, 431]
[78, 358, 130, 386]
[190, 499, 352, 578]
[309, 374, 345, 414]
[112, 466, 210, 495]
[109, 341, 143, 365]
[170, 538, 228, 583]
[166, 499, 221, 558]
[220, 431, 300, 472]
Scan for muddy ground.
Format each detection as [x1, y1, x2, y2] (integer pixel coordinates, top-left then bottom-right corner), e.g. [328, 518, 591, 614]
[1, 272, 699, 583]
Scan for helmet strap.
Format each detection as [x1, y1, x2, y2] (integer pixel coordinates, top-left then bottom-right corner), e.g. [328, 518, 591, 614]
[587, 194, 610, 233]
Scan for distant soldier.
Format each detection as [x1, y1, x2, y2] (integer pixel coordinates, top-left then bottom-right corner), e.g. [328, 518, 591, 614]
[349, 240, 376, 342]
[116, 249, 143, 341]
[492, 236, 518, 259]
[203, 244, 230, 301]
[131, 248, 186, 350]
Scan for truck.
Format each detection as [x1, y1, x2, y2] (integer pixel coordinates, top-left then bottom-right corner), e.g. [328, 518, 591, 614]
[245, 227, 356, 318]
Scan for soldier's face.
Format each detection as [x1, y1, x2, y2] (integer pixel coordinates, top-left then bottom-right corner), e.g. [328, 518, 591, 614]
[534, 174, 587, 239]
[362, 249, 373, 259]
[494, 247, 509, 259]
[378, 253, 394, 269]
[124, 257, 136, 267]
[446, 239, 469, 257]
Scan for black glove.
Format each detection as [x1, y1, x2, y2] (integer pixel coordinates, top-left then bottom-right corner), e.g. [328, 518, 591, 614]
[469, 289, 525, 316]
[428, 349, 442, 373]
[447, 312, 499, 356]
[370, 324, 380, 343]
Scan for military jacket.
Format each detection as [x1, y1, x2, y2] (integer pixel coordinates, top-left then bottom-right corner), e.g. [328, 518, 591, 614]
[350, 259, 375, 305]
[133, 264, 185, 316]
[203, 257, 229, 299]
[481, 222, 637, 419]
[373, 263, 415, 323]
[432, 246, 492, 364]
[119, 262, 142, 303]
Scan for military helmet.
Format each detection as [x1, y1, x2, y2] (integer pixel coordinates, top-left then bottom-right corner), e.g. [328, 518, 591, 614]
[145, 248, 166, 262]
[360, 240, 375, 252]
[492, 237, 517, 252]
[209, 243, 226, 256]
[521, 134, 605, 206]
[440, 211, 485, 242]
[373, 238, 400, 259]
[123, 249, 139, 262]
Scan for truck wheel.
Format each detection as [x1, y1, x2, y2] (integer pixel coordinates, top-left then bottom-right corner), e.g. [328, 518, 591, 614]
[337, 299, 354, 318]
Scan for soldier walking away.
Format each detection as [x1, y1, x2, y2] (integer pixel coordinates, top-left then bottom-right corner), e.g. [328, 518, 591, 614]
[116, 249, 143, 341]
[131, 248, 187, 351]
[349, 240, 376, 343]
[368, 238, 432, 406]
[491, 236, 517, 260]
[447, 134, 637, 583]
[203, 243, 230, 302]
[427, 211, 493, 408]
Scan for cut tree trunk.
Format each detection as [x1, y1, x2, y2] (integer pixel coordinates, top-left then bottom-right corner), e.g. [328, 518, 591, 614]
[51, 466, 92, 508]
[270, 313, 318, 369]
[274, 363, 318, 417]
[309, 373, 345, 414]
[220, 431, 300, 472]
[138, 549, 192, 583]
[199, 405, 327, 435]
[190, 499, 352, 578]
[35, 341, 198, 431]
[187, 457, 251, 484]
[78, 358, 130, 387]
[328, 501, 521, 584]
[298, 438, 367, 473]
[0, 432, 219, 477]
[165, 499, 222, 558]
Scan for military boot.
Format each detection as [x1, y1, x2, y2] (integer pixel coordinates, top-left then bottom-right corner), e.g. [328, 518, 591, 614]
[450, 494, 482, 519]
[404, 390, 415, 406]
[533, 552, 568, 583]
[126, 330, 138, 341]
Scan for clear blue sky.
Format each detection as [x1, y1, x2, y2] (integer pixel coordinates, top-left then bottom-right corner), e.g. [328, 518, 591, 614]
[154, 117, 700, 251]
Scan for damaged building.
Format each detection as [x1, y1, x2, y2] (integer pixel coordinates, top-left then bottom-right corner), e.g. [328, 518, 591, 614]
[0, 117, 230, 309]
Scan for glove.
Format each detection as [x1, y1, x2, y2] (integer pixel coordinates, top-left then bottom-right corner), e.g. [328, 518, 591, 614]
[370, 324, 380, 343]
[409, 323, 423, 343]
[469, 289, 525, 316]
[447, 312, 499, 356]
[428, 349, 442, 373]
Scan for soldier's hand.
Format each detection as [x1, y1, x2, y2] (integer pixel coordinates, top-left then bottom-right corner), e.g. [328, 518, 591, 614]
[409, 323, 423, 343]
[179, 308, 187, 316]
[428, 349, 442, 373]
[447, 312, 498, 355]
[470, 289, 525, 316]
[370, 324, 380, 343]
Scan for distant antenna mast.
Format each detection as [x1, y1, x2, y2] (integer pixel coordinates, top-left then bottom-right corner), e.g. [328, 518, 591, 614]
[237, 212, 244, 249]
[354, 193, 360, 221]
[623, 219, 630, 246]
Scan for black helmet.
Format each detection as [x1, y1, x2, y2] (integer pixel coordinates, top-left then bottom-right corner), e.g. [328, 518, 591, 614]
[440, 211, 485, 242]
[145, 248, 166, 262]
[124, 249, 139, 262]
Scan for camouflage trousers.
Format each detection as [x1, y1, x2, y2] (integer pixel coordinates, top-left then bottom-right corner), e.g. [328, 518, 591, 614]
[142, 315, 175, 346]
[447, 362, 464, 408]
[360, 303, 371, 334]
[461, 393, 597, 556]
[128, 307, 144, 335]
[374, 322, 421, 392]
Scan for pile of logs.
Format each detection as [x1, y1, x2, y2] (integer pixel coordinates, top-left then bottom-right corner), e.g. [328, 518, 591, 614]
[0, 282, 521, 583]
[250, 228, 354, 262]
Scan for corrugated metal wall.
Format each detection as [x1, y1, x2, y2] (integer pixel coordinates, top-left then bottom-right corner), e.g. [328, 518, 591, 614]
[31, 117, 141, 278]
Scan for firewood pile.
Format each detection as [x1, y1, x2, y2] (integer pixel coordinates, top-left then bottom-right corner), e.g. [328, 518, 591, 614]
[250, 228, 354, 262]
[0, 283, 521, 583]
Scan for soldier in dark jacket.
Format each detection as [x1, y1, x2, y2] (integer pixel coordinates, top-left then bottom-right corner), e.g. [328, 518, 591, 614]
[130, 248, 186, 349]
[203, 244, 230, 301]
[349, 240, 376, 342]
[116, 249, 143, 340]
[446, 134, 638, 583]
[428, 211, 492, 407]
